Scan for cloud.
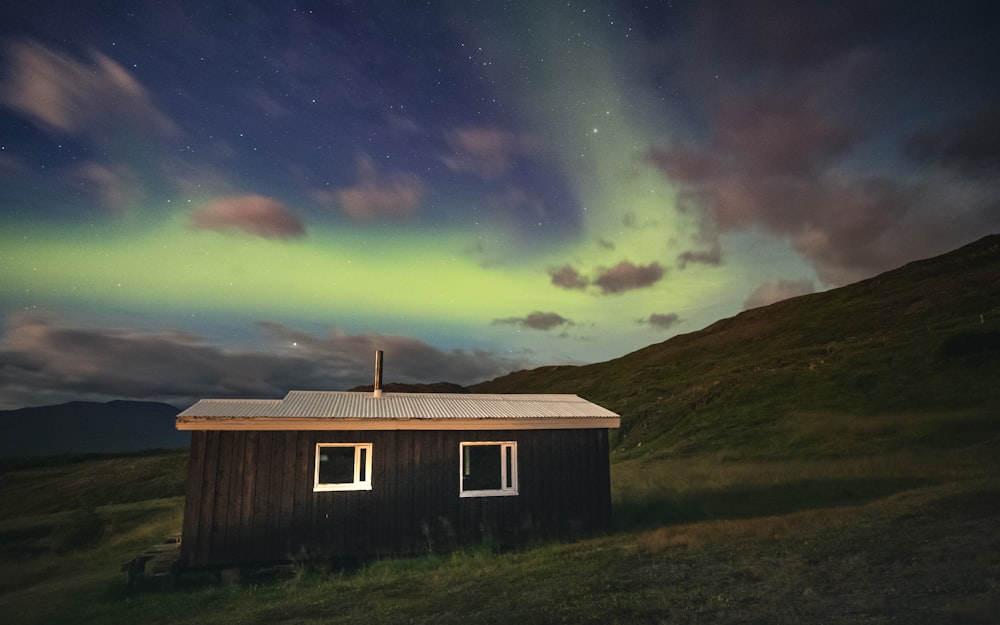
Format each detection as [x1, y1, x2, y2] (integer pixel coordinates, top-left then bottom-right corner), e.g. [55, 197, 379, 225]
[691, 0, 894, 72]
[645, 3, 1000, 287]
[442, 126, 540, 180]
[549, 265, 589, 290]
[318, 154, 424, 221]
[190, 195, 305, 239]
[646, 80, 1000, 287]
[0, 39, 176, 141]
[594, 261, 665, 294]
[492, 312, 573, 331]
[255, 322, 529, 385]
[0, 314, 529, 410]
[70, 162, 142, 214]
[550, 261, 668, 295]
[677, 244, 722, 268]
[905, 103, 1000, 175]
[647, 88, 862, 230]
[743, 280, 815, 310]
[637, 313, 682, 330]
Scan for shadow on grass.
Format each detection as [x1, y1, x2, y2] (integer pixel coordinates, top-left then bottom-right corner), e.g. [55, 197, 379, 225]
[613, 477, 928, 532]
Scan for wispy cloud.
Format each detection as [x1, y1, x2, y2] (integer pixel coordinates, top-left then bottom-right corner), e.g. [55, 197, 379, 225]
[636, 313, 682, 330]
[492, 311, 573, 331]
[442, 126, 540, 180]
[0, 39, 176, 141]
[317, 154, 424, 221]
[0, 314, 528, 410]
[677, 243, 722, 268]
[189, 195, 305, 239]
[70, 162, 143, 215]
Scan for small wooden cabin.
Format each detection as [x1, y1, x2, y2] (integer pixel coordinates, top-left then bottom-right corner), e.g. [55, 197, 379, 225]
[176, 387, 620, 569]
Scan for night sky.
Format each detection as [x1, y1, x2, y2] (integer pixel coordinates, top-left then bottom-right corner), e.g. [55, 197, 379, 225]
[2, 1, 999, 409]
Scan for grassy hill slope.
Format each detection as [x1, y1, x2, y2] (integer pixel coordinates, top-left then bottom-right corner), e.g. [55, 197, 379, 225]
[2, 236, 998, 624]
[472, 234, 1000, 460]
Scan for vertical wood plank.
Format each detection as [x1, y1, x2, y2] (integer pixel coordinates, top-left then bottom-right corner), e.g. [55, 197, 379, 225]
[277, 432, 297, 559]
[181, 420, 614, 566]
[195, 430, 220, 566]
[180, 431, 206, 567]
[251, 430, 272, 562]
[238, 431, 258, 561]
[224, 430, 246, 563]
[211, 431, 235, 564]
[290, 431, 311, 559]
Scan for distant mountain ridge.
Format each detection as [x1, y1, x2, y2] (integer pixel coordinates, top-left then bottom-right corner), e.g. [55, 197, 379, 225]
[346, 382, 470, 393]
[0, 400, 187, 458]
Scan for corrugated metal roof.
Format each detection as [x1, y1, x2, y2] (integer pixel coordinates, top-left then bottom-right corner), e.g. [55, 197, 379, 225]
[178, 398, 282, 418]
[274, 391, 618, 420]
[178, 391, 618, 421]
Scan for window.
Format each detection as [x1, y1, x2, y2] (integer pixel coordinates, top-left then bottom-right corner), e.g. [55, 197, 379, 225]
[460, 441, 517, 497]
[314, 443, 372, 492]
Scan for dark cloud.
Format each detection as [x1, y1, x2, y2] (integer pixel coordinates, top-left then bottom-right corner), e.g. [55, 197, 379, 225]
[677, 244, 722, 268]
[905, 104, 1000, 175]
[549, 265, 589, 290]
[0, 314, 528, 410]
[492, 311, 573, 331]
[594, 261, 664, 295]
[637, 313, 681, 330]
[645, 1, 1000, 287]
[189, 195, 305, 239]
[743, 280, 815, 310]
[551, 261, 668, 295]
[698, 0, 895, 71]
[646, 87, 862, 231]
[254, 322, 528, 386]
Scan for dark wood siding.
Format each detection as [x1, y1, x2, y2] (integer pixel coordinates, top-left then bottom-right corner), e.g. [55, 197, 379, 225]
[180, 428, 611, 568]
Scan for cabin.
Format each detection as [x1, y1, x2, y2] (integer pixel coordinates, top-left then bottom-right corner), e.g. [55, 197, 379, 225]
[175, 361, 620, 570]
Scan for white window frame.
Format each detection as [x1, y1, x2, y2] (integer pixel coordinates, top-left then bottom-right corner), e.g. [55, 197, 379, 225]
[459, 441, 518, 498]
[314, 443, 373, 492]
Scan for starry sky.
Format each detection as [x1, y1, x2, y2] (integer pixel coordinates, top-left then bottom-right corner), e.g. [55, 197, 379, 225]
[1, 1, 999, 410]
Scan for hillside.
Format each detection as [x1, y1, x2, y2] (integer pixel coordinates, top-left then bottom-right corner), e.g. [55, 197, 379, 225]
[472, 234, 1000, 458]
[1, 237, 998, 625]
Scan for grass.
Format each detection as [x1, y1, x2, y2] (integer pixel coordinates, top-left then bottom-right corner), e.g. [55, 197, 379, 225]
[1, 422, 998, 624]
[0, 450, 187, 519]
[2, 237, 998, 623]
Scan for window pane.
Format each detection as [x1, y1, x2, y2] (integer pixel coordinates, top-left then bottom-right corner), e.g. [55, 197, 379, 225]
[463, 444, 501, 491]
[505, 445, 513, 489]
[318, 446, 355, 484]
[358, 447, 367, 482]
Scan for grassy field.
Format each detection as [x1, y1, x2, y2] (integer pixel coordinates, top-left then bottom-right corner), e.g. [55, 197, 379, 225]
[1, 417, 997, 625]
[2, 237, 998, 623]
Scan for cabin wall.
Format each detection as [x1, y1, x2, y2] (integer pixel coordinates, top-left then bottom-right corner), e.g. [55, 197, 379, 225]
[180, 428, 611, 568]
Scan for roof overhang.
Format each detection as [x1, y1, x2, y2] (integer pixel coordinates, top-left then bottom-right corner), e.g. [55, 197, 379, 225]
[176, 391, 621, 431]
[176, 416, 621, 431]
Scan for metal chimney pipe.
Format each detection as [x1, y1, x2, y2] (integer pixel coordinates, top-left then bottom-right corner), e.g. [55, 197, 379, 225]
[373, 350, 383, 398]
